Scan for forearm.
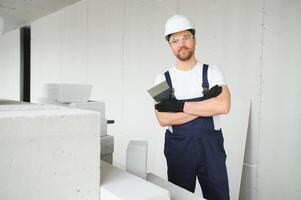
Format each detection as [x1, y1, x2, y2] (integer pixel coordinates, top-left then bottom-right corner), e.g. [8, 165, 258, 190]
[184, 85, 231, 117]
[155, 110, 198, 127]
[184, 98, 227, 116]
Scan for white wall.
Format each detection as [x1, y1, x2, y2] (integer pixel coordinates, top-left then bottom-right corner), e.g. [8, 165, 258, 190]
[257, 0, 301, 199]
[0, 29, 20, 100]
[29, 0, 301, 199]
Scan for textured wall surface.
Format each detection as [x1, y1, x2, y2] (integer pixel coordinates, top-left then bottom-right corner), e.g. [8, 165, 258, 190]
[0, 29, 20, 100]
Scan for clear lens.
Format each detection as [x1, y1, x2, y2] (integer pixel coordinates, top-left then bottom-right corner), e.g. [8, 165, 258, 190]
[169, 35, 193, 45]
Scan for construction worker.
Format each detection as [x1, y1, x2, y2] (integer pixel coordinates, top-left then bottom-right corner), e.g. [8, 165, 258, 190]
[154, 15, 231, 200]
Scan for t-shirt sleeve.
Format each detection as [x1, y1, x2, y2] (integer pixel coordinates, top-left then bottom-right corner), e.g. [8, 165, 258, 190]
[154, 73, 165, 86]
[208, 65, 226, 88]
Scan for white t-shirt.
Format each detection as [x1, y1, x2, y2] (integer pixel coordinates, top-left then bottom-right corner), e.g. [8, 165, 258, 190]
[154, 62, 226, 131]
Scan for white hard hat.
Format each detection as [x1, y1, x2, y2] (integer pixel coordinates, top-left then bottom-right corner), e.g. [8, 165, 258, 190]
[164, 15, 194, 37]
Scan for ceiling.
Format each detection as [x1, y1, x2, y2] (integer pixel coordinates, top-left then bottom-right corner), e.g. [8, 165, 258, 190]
[0, 0, 81, 33]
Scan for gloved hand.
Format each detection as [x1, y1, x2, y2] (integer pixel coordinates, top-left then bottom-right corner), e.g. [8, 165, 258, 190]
[155, 85, 222, 113]
[155, 98, 185, 112]
[202, 85, 222, 100]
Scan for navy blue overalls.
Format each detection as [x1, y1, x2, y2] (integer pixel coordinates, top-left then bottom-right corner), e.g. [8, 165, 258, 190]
[163, 64, 230, 200]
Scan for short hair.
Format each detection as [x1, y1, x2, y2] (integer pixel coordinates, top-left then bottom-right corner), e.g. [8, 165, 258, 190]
[165, 29, 196, 42]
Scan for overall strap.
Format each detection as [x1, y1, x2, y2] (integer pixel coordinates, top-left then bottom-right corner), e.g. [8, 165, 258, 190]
[164, 71, 175, 98]
[202, 64, 209, 94]
[164, 71, 173, 89]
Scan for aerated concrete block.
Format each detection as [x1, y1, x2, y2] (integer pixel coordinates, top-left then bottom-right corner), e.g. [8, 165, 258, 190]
[37, 99, 107, 136]
[126, 140, 148, 179]
[0, 104, 100, 200]
[43, 83, 92, 103]
[101, 135, 114, 164]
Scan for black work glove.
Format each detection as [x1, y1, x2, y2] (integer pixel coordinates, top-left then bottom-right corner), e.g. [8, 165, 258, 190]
[202, 85, 222, 100]
[155, 85, 222, 112]
[155, 98, 185, 112]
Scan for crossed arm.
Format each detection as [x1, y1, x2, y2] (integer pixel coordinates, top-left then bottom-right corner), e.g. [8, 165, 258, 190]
[155, 85, 231, 127]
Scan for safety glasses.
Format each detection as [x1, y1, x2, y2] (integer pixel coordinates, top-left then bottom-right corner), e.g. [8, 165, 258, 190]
[168, 35, 194, 46]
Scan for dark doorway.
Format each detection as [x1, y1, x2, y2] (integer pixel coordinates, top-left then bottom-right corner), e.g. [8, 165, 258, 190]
[20, 26, 30, 102]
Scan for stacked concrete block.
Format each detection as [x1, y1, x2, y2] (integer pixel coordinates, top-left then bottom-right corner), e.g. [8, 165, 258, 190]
[40, 84, 114, 164]
[0, 103, 100, 200]
[38, 99, 107, 135]
[64, 101, 114, 163]
[101, 135, 114, 164]
[43, 83, 92, 103]
[67, 101, 107, 137]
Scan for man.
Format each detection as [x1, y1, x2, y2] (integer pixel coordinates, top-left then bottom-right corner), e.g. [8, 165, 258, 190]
[154, 15, 231, 200]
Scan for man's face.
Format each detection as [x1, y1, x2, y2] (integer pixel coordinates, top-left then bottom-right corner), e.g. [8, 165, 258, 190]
[168, 30, 196, 61]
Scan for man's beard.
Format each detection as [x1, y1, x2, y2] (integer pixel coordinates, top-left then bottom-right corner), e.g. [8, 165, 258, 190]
[175, 46, 195, 61]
